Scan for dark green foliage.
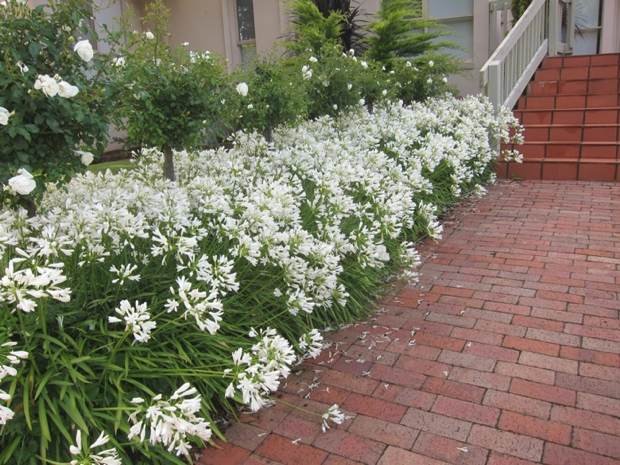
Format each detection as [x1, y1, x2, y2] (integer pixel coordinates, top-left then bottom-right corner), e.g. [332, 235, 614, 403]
[0, 0, 112, 187]
[232, 59, 309, 140]
[288, 0, 345, 53]
[365, 0, 452, 65]
[313, 0, 368, 54]
[512, 0, 533, 21]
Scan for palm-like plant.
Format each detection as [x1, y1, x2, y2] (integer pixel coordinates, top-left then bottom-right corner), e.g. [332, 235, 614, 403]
[313, 0, 367, 54]
[365, 0, 451, 65]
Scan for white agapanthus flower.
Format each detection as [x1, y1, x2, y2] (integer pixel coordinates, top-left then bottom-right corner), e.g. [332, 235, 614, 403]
[298, 329, 324, 360]
[69, 430, 122, 465]
[34, 74, 59, 97]
[75, 150, 94, 166]
[110, 263, 141, 285]
[0, 106, 11, 126]
[128, 383, 212, 458]
[58, 80, 79, 98]
[7, 168, 36, 195]
[321, 404, 346, 432]
[225, 328, 295, 412]
[74, 39, 94, 62]
[0, 341, 28, 426]
[108, 300, 156, 343]
[236, 82, 248, 97]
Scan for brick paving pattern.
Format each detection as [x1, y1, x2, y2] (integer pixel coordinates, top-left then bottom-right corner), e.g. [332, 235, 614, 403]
[200, 181, 620, 465]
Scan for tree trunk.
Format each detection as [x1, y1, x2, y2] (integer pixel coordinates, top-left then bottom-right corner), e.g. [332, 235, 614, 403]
[163, 146, 176, 181]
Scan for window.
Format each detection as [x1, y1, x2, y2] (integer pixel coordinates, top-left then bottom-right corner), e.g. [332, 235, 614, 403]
[236, 0, 256, 65]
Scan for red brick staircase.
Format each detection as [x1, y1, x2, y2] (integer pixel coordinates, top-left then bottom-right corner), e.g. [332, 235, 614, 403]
[498, 53, 620, 181]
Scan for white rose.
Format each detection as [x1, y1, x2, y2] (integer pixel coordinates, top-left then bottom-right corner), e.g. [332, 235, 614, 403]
[58, 81, 79, 98]
[73, 40, 94, 63]
[0, 106, 11, 126]
[75, 150, 94, 166]
[428, 60, 434, 68]
[16, 61, 28, 74]
[145, 31, 155, 40]
[309, 56, 318, 63]
[236, 82, 248, 97]
[34, 74, 59, 97]
[360, 61, 368, 69]
[7, 169, 36, 195]
[359, 98, 365, 106]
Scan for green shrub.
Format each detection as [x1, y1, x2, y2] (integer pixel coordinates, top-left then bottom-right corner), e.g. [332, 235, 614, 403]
[232, 59, 309, 140]
[0, 0, 111, 188]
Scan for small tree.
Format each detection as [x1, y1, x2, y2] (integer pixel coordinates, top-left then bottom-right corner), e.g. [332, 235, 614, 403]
[288, 0, 345, 54]
[111, 0, 229, 181]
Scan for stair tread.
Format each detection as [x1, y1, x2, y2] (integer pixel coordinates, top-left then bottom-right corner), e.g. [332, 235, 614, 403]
[513, 141, 620, 145]
[522, 123, 620, 128]
[512, 158, 620, 164]
[515, 107, 620, 112]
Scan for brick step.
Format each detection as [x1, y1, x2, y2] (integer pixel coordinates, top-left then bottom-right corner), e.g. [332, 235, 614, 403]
[522, 124, 620, 143]
[540, 53, 620, 69]
[526, 78, 620, 97]
[507, 140, 620, 160]
[516, 95, 620, 110]
[514, 107, 620, 124]
[497, 158, 620, 181]
[535, 65, 620, 81]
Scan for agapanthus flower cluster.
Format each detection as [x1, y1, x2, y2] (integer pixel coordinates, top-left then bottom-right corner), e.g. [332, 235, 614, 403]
[298, 329, 324, 360]
[69, 431, 122, 465]
[128, 383, 212, 458]
[108, 300, 156, 343]
[225, 328, 296, 412]
[0, 341, 27, 425]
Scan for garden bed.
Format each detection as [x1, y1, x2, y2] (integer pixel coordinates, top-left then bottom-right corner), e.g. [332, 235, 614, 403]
[0, 96, 519, 464]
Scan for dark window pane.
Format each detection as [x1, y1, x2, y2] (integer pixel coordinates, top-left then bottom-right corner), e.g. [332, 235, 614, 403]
[236, 0, 256, 42]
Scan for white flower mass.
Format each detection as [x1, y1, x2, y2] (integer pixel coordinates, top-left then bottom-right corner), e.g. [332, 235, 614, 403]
[0, 95, 521, 457]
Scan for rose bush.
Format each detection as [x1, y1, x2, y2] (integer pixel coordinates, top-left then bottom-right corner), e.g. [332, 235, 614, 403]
[0, 0, 111, 189]
[0, 95, 521, 464]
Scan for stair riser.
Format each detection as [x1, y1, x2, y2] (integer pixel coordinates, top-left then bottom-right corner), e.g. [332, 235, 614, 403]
[511, 143, 619, 160]
[535, 65, 620, 81]
[517, 95, 620, 109]
[497, 161, 619, 181]
[523, 126, 620, 143]
[514, 109, 620, 125]
[527, 79, 620, 97]
[541, 54, 620, 69]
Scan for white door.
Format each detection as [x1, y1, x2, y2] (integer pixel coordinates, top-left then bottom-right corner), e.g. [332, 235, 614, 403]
[573, 0, 602, 54]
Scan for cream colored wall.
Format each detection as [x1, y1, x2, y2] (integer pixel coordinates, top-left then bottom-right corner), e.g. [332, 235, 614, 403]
[164, 0, 227, 55]
[600, 0, 620, 53]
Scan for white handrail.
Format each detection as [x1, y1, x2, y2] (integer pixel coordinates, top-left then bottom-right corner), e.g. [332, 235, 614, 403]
[481, 0, 551, 110]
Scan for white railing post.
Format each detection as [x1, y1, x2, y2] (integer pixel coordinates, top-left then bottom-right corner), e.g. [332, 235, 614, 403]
[548, 0, 558, 55]
[488, 61, 503, 112]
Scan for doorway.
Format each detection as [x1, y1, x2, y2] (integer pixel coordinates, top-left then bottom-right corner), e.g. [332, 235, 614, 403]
[573, 0, 602, 54]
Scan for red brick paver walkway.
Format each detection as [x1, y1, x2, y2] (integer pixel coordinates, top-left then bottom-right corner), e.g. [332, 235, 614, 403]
[201, 181, 620, 465]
